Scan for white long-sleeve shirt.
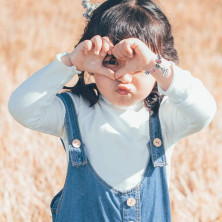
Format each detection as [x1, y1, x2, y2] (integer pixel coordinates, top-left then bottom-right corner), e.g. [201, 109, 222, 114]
[8, 53, 216, 192]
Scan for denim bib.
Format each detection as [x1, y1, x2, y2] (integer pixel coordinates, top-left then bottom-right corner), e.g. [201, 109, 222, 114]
[50, 92, 171, 222]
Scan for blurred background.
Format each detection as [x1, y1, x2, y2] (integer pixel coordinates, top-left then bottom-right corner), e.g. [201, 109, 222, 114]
[0, 0, 222, 221]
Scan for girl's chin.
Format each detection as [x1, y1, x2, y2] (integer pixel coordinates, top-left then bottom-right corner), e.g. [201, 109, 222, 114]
[103, 92, 142, 107]
[111, 97, 138, 107]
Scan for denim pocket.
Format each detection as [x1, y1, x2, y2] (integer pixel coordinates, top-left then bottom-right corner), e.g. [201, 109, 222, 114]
[50, 189, 64, 221]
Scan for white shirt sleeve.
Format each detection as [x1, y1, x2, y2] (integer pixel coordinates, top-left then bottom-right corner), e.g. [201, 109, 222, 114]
[8, 53, 80, 137]
[158, 63, 217, 146]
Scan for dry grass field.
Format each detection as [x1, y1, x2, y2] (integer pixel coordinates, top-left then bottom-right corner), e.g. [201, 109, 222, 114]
[1, 0, 222, 221]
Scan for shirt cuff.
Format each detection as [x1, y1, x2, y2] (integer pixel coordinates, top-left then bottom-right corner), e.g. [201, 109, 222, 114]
[56, 52, 82, 74]
[158, 63, 192, 104]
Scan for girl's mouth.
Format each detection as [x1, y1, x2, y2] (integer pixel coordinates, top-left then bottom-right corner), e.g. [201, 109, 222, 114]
[117, 84, 133, 95]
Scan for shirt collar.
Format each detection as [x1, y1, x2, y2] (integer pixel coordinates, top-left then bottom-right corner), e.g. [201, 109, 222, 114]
[99, 94, 144, 112]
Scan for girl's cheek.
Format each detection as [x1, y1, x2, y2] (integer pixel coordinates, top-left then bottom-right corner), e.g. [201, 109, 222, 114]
[133, 74, 155, 90]
[133, 72, 152, 83]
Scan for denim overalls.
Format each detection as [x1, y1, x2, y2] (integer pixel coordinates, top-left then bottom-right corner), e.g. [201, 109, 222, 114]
[50, 92, 171, 222]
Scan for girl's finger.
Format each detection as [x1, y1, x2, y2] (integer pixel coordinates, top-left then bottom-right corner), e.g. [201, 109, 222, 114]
[112, 46, 125, 60]
[114, 67, 128, 79]
[122, 40, 133, 57]
[112, 41, 131, 60]
[82, 40, 93, 55]
[114, 63, 134, 79]
[105, 37, 114, 55]
[91, 35, 103, 55]
[101, 37, 114, 56]
[126, 38, 143, 54]
[98, 67, 115, 80]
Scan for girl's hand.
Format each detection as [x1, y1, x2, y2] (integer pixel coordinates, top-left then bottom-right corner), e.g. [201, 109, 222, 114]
[68, 35, 115, 79]
[111, 38, 157, 79]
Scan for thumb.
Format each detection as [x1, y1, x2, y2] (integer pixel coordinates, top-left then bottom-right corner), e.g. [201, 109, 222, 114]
[128, 38, 141, 51]
[99, 67, 115, 80]
[114, 66, 129, 79]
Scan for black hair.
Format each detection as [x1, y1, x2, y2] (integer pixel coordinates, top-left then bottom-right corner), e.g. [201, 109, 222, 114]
[65, 0, 179, 116]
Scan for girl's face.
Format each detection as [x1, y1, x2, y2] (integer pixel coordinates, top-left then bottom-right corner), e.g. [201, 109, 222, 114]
[94, 55, 156, 107]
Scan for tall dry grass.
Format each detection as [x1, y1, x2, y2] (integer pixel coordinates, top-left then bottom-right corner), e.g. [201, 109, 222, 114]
[0, 0, 221, 221]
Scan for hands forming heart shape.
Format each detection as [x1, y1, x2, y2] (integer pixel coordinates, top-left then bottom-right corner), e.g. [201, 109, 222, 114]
[69, 35, 157, 80]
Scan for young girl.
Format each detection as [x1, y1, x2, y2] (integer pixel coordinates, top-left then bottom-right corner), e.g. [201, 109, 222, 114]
[8, 0, 216, 221]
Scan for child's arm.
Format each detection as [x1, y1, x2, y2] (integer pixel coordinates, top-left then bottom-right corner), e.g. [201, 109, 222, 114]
[8, 53, 79, 137]
[8, 36, 114, 137]
[113, 38, 216, 145]
[157, 63, 217, 145]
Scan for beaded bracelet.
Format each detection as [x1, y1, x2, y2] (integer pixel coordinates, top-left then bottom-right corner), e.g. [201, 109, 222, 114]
[145, 55, 169, 77]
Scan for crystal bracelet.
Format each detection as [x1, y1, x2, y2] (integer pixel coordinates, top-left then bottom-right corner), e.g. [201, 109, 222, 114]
[145, 54, 169, 77]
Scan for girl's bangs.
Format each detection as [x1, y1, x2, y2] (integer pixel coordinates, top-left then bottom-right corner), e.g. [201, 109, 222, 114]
[95, 6, 151, 45]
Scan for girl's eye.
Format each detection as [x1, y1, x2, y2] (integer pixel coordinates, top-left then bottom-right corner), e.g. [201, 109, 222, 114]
[108, 58, 118, 65]
[102, 55, 118, 65]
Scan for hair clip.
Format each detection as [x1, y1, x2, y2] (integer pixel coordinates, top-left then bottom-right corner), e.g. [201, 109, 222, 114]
[82, 0, 100, 20]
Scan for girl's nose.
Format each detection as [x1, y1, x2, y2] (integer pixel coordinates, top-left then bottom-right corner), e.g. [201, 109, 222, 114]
[117, 74, 132, 83]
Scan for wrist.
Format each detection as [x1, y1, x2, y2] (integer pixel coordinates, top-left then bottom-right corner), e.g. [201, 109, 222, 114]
[57, 52, 82, 74]
[145, 54, 171, 77]
[67, 51, 84, 72]
[61, 54, 74, 67]
[61, 52, 83, 74]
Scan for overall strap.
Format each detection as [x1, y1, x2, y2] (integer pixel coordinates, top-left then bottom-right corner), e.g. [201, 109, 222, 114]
[149, 112, 167, 167]
[57, 92, 87, 167]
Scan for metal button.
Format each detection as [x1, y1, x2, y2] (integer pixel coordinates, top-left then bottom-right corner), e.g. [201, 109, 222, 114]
[72, 139, 81, 148]
[126, 198, 136, 207]
[153, 138, 162, 147]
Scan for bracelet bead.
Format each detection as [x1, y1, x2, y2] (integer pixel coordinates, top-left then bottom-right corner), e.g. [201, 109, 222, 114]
[145, 54, 169, 77]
